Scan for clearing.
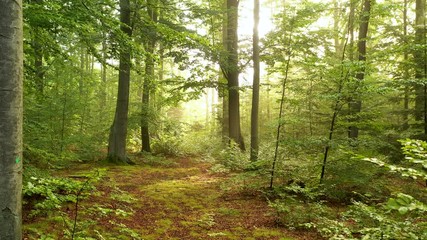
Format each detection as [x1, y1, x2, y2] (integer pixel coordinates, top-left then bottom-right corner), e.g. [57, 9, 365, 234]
[23, 156, 323, 239]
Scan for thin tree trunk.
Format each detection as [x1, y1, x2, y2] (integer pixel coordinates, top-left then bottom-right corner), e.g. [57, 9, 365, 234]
[141, 41, 154, 152]
[100, 36, 107, 110]
[108, 0, 132, 163]
[33, 0, 44, 95]
[0, 0, 23, 238]
[269, 50, 292, 189]
[221, 0, 229, 142]
[320, 2, 354, 184]
[250, 0, 260, 161]
[414, 0, 426, 125]
[141, 0, 158, 153]
[348, 0, 371, 139]
[269, 4, 295, 189]
[221, 88, 229, 141]
[403, 0, 410, 130]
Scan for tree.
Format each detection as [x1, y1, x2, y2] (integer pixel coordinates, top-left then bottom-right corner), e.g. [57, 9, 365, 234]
[414, 0, 427, 136]
[223, 0, 245, 150]
[250, 0, 260, 161]
[141, 0, 158, 153]
[107, 0, 133, 163]
[0, 0, 23, 238]
[348, 0, 372, 139]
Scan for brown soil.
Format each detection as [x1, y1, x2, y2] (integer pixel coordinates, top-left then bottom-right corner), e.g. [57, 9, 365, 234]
[23, 157, 324, 240]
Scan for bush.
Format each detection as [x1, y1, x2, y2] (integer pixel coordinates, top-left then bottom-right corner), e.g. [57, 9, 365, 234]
[316, 139, 427, 239]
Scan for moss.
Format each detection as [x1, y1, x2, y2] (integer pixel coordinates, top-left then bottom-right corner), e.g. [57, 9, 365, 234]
[155, 218, 174, 234]
[253, 228, 283, 237]
[217, 207, 241, 216]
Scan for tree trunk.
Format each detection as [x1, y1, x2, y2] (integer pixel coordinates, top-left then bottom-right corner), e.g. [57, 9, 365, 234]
[220, 0, 229, 142]
[414, 0, 427, 135]
[0, 0, 23, 238]
[250, 0, 260, 161]
[348, 0, 371, 139]
[100, 36, 107, 110]
[33, 0, 44, 95]
[108, 0, 132, 163]
[141, 0, 158, 153]
[226, 0, 245, 150]
[141, 41, 154, 153]
[403, 0, 410, 130]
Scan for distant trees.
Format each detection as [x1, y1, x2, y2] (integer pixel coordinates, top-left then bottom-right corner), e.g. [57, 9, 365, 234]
[0, 0, 24, 238]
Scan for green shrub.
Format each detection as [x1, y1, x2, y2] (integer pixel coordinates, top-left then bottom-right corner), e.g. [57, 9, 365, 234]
[317, 139, 427, 239]
[152, 133, 183, 156]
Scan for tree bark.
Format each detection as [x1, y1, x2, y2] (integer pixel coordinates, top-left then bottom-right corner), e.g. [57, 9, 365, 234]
[108, 0, 132, 163]
[250, 0, 260, 161]
[33, 0, 44, 95]
[141, 39, 154, 153]
[225, 0, 245, 150]
[141, 0, 158, 153]
[0, 0, 24, 238]
[403, 0, 410, 130]
[414, 0, 427, 135]
[348, 0, 371, 139]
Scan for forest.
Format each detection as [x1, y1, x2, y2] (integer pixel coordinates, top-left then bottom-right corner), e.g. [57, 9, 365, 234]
[0, 0, 426, 239]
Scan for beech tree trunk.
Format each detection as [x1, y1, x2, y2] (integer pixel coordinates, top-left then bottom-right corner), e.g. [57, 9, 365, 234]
[225, 0, 245, 150]
[141, 39, 154, 153]
[348, 0, 371, 139]
[403, 0, 410, 130]
[250, 0, 260, 161]
[33, 0, 44, 95]
[0, 0, 24, 238]
[414, 0, 427, 136]
[141, 0, 158, 153]
[108, 0, 132, 163]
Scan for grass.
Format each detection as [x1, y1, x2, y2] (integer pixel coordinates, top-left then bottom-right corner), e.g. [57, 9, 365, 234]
[23, 156, 321, 239]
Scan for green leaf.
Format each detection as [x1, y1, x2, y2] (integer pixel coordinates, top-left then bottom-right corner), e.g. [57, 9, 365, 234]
[398, 207, 408, 214]
[386, 198, 399, 209]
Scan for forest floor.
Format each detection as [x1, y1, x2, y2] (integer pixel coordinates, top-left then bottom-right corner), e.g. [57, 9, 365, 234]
[23, 156, 324, 240]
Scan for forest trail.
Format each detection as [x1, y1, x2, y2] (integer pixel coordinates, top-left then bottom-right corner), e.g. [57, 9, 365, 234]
[24, 157, 323, 239]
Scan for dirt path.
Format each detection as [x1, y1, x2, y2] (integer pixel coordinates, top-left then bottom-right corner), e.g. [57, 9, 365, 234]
[24, 157, 322, 240]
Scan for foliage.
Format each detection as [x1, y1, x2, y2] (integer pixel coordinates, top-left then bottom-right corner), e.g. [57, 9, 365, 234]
[316, 139, 427, 239]
[268, 184, 330, 230]
[364, 139, 427, 181]
[23, 169, 103, 217]
[152, 133, 183, 157]
[317, 200, 427, 240]
[216, 141, 250, 172]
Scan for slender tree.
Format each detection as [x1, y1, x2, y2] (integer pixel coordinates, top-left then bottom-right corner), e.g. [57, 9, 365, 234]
[0, 0, 24, 238]
[403, 0, 410, 130]
[107, 0, 133, 163]
[414, 0, 427, 136]
[348, 0, 372, 139]
[141, 0, 158, 153]
[250, 0, 260, 161]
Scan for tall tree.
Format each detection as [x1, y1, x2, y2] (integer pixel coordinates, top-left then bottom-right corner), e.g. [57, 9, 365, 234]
[107, 0, 133, 163]
[141, 0, 158, 153]
[414, 0, 427, 136]
[223, 0, 245, 150]
[250, 0, 260, 161]
[0, 0, 24, 238]
[348, 0, 372, 139]
[403, 0, 410, 130]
